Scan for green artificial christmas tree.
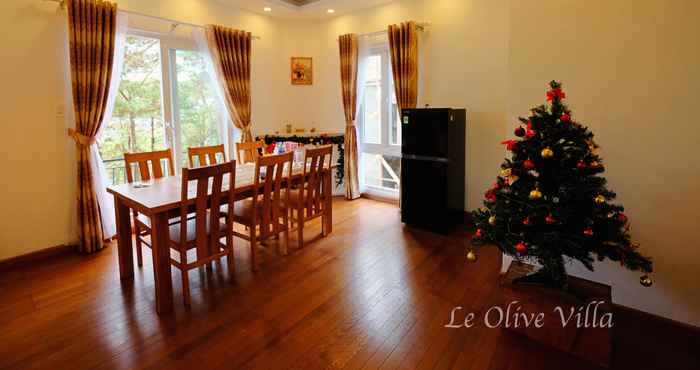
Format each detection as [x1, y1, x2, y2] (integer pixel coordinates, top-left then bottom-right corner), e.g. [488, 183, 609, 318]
[471, 81, 653, 290]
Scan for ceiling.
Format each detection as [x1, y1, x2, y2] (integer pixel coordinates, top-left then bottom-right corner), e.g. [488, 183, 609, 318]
[216, 0, 396, 20]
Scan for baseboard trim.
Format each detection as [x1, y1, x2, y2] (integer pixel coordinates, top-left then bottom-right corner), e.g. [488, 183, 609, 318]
[612, 303, 700, 334]
[0, 244, 76, 272]
[361, 193, 400, 205]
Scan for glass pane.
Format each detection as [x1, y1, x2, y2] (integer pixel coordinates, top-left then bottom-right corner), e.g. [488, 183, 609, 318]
[362, 153, 401, 191]
[363, 82, 381, 144]
[98, 36, 165, 185]
[390, 96, 401, 146]
[175, 50, 222, 167]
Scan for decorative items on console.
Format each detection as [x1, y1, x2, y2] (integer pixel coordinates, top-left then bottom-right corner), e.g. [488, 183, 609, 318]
[257, 133, 345, 187]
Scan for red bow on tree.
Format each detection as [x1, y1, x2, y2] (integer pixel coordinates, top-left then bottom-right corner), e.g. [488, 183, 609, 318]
[501, 140, 518, 151]
[546, 88, 566, 102]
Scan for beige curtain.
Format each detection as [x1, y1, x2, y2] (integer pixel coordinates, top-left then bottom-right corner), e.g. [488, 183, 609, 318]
[388, 21, 419, 110]
[205, 25, 254, 150]
[67, 0, 117, 253]
[339, 34, 361, 200]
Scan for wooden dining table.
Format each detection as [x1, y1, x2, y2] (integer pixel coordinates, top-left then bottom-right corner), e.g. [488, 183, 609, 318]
[107, 162, 333, 314]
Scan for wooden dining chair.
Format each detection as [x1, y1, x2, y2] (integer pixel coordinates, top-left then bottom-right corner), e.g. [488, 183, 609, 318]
[188, 144, 226, 168]
[123, 149, 176, 267]
[232, 152, 293, 271]
[235, 140, 265, 164]
[168, 160, 236, 306]
[288, 145, 332, 249]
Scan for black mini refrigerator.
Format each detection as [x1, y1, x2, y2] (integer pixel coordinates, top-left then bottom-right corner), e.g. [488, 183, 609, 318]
[400, 108, 466, 234]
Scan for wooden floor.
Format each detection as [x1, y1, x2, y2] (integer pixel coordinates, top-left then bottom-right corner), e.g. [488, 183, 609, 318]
[0, 198, 696, 370]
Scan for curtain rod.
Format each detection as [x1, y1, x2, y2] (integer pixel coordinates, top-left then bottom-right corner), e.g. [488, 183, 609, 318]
[44, 0, 261, 40]
[361, 22, 430, 37]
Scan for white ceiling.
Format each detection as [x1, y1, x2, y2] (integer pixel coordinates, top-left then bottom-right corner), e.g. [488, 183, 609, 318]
[215, 0, 396, 20]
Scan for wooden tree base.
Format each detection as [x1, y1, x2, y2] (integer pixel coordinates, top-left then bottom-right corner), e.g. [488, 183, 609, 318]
[500, 262, 612, 368]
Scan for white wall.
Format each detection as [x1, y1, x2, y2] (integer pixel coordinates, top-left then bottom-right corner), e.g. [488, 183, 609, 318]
[508, 0, 700, 326]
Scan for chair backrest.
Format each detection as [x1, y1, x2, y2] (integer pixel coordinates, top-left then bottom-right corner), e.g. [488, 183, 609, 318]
[188, 144, 226, 168]
[179, 160, 236, 249]
[300, 145, 332, 218]
[124, 149, 175, 183]
[236, 140, 265, 164]
[252, 152, 293, 239]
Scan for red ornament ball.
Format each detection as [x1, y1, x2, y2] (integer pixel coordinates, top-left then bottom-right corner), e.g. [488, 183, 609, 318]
[523, 159, 535, 170]
[525, 129, 536, 139]
[583, 228, 594, 237]
[514, 126, 526, 137]
[515, 242, 527, 253]
[560, 113, 571, 122]
[522, 217, 533, 226]
[475, 229, 483, 238]
[617, 213, 628, 223]
[545, 214, 557, 225]
[577, 161, 587, 170]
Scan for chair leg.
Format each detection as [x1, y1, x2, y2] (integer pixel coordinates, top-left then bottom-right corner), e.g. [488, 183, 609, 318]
[250, 227, 258, 272]
[135, 227, 144, 267]
[297, 217, 304, 249]
[227, 236, 235, 281]
[283, 212, 290, 256]
[182, 268, 191, 307]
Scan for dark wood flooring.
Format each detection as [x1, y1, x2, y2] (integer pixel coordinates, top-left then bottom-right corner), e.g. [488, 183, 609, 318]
[0, 198, 697, 369]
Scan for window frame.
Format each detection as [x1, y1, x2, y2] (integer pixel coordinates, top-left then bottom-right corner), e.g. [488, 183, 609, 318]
[358, 42, 402, 197]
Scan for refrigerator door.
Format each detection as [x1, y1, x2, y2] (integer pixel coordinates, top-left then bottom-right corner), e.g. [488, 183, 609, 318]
[401, 157, 448, 233]
[401, 109, 449, 159]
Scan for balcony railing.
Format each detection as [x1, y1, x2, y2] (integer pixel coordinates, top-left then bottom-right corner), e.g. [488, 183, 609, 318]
[103, 158, 127, 185]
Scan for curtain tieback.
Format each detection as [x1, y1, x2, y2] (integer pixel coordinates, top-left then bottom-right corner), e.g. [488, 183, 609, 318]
[68, 128, 96, 147]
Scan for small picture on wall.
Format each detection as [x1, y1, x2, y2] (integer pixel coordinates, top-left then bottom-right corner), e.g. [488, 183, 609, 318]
[291, 57, 313, 85]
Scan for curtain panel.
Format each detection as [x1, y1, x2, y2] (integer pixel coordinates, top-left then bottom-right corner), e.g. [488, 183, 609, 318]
[66, 0, 117, 253]
[338, 34, 361, 200]
[204, 25, 253, 159]
[388, 21, 419, 110]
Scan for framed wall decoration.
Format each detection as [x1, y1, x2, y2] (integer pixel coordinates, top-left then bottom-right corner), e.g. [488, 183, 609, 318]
[291, 57, 313, 85]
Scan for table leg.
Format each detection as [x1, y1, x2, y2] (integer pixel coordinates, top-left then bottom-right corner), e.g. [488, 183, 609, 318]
[150, 212, 174, 314]
[114, 196, 134, 280]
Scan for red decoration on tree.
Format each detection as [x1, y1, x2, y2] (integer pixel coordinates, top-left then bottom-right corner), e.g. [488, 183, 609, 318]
[583, 228, 594, 237]
[525, 129, 536, 139]
[514, 126, 526, 137]
[523, 217, 533, 226]
[501, 140, 518, 151]
[545, 214, 557, 225]
[577, 161, 587, 170]
[560, 113, 571, 122]
[515, 242, 527, 253]
[475, 229, 483, 238]
[546, 87, 566, 102]
[485, 190, 497, 202]
[617, 213, 628, 223]
[523, 159, 535, 170]
[527, 120, 533, 130]
[492, 182, 501, 190]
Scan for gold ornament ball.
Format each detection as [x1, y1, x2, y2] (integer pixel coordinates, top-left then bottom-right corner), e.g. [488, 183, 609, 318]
[594, 195, 606, 204]
[488, 216, 497, 225]
[529, 189, 543, 200]
[541, 147, 554, 159]
[640, 275, 653, 287]
[466, 250, 478, 263]
[500, 168, 512, 178]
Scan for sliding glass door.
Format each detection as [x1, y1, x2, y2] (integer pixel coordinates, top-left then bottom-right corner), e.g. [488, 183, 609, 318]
[98, 32, 230, 183]
[359, 46, 401, 199]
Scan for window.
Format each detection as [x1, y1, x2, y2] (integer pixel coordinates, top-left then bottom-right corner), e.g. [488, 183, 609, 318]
[99, 32, 229, 184]
[359, 45, 401, 197]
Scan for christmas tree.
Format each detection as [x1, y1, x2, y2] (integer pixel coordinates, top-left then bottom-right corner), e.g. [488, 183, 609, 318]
[471, 81, 653, 289]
